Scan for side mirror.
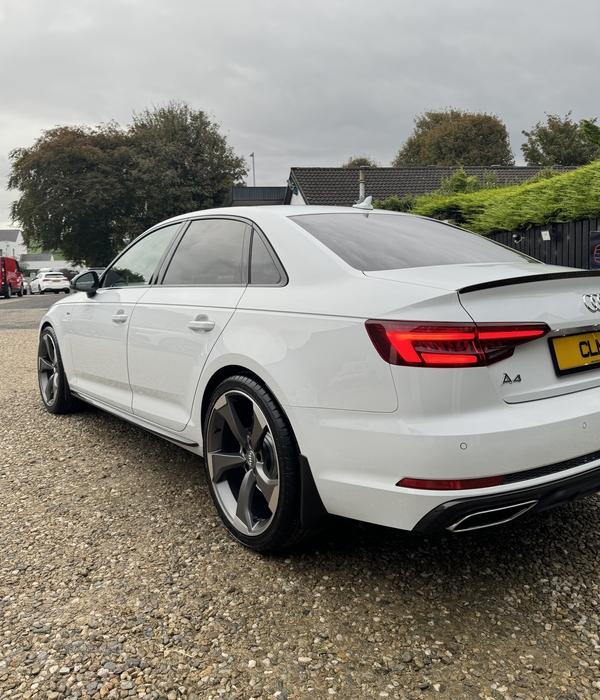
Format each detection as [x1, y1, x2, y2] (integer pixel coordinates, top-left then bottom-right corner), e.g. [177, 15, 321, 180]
[71, 271, 99, 297]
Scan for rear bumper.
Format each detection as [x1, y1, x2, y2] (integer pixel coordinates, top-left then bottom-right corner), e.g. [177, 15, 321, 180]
[40, 281, 67, 288]
[414, 463, 600, 532]
[289, 385, 600, 532]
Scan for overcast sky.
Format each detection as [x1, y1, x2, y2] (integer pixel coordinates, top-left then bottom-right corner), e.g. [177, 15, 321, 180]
[1, 0, 599, 227]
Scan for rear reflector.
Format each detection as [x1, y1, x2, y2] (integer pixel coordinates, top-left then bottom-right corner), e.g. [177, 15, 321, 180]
[366, 320, 550, 367]
[397, 476, 503, 490]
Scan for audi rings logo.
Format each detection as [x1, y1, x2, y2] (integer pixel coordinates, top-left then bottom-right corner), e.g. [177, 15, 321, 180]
[583, 293, 600, 312]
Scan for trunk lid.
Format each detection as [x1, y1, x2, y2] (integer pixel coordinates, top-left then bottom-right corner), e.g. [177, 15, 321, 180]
[366, 263, 600, 403]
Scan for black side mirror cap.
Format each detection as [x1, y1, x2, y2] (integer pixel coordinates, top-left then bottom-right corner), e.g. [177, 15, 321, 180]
[71, 270, 100, 297]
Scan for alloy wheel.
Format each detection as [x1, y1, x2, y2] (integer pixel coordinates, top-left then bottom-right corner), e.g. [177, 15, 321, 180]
[206, 390, 280, 537]
[38, 332, 59, 407]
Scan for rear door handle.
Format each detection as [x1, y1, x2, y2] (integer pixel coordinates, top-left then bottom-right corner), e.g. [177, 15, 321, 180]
[188, 315, 215, 332]
[112, 312, 128, 323]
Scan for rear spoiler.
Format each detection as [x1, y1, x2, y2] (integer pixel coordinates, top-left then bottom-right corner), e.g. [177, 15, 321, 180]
[459, 270, 600, 295]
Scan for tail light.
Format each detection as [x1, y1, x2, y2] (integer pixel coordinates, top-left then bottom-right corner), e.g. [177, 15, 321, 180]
[397, 476, 503, 490]
[366, 320, 550, 367]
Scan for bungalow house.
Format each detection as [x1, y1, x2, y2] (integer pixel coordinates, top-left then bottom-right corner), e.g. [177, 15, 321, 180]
[284, 166, 576, 206]
[20, 253, 79, 277]
[0, 229, 26, 259]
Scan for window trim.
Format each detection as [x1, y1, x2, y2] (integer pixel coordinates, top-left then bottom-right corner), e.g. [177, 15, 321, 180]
[100, 214, 290, 290]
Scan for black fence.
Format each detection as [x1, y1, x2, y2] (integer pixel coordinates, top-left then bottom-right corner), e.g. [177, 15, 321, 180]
[488, 218, 600, 269]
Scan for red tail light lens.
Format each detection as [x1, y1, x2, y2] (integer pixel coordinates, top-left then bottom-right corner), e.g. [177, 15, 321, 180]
[397, 476, 503, 490]
[366, 320, 550, 367]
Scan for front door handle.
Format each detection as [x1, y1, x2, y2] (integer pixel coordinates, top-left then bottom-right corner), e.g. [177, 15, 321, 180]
[112, 311, 128, 323]
[188, 315, 215, 332]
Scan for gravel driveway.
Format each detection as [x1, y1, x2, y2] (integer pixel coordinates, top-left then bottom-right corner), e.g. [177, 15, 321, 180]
[3, 322, 600, 700]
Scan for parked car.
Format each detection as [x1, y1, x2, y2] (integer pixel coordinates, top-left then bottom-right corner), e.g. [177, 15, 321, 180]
[22, 279, 29, 295]
[30, 272, 71, 295]
[1, 256, 24, 298]
[37, 204, 600, 551]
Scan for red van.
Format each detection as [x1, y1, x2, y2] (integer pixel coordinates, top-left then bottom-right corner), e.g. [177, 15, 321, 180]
[0, 256, 24, 298]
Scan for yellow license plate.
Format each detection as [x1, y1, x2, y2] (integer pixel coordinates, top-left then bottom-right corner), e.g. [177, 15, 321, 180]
[550, 331, 600, 375]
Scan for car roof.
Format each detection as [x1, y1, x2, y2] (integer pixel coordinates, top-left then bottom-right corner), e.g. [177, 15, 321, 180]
[157, 205, 411, 227]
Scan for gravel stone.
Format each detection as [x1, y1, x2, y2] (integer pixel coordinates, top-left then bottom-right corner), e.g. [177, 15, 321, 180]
[4, 319, 600, 699]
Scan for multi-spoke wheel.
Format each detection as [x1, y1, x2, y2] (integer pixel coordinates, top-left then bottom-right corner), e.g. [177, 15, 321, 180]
[38, 327, 80, 414]
[204, 375, 308, 551]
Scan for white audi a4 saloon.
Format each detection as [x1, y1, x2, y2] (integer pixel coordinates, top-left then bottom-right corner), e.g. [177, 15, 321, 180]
[37, 203, 600, 551]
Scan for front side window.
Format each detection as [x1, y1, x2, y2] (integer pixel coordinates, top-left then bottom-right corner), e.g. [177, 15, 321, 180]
[102, 224, 180, 288]
[163, 218, 248, 286]
[290, 213, 534, 271]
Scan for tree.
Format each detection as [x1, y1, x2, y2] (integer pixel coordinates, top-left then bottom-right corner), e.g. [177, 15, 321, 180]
[439, 167, 500, 195]
[8, 102, 247, 266]
[582, 119, 600, 148]
[521, 112, 600, 166]
[392, 109, 514, 167]
[341, 155, 378, 168]
[9, 123, 136, 267]
[373, 194, 417, 212]
[128, 101, 247, 236]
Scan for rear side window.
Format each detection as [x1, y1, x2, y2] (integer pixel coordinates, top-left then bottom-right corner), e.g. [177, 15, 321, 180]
[163, 218, 248, 286]
[250, 232, 281, 285]
[290, 213, 533, 271]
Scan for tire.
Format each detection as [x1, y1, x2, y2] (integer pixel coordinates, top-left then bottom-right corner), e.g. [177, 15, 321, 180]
[40, 289, 45, 295]
[17, 285, 23, 297]
[22, 286, 27, 296]
[64, 289, 70, 294]
[3, 284, 11, 299]
[38, 326, 81, 414]
[203, 375, 309, 552]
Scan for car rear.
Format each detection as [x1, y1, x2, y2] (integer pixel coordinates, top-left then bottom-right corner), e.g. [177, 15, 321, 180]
[360, 268, 600, 529]
[287, 211, 600, 533]
[40, 273, 70, 293]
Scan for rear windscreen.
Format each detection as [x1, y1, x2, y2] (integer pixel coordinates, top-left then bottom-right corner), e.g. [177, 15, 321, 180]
[289, 213, 533, 271]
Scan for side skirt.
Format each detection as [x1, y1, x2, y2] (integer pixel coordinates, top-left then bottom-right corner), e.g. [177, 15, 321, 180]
[70, 389, 199, 447]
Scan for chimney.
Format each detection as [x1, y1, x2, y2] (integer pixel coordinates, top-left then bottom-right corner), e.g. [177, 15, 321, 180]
[358, 168, 366, 203]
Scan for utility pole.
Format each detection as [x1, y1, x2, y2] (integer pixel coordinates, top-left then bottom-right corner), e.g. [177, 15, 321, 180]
[249, 153, 256, 187]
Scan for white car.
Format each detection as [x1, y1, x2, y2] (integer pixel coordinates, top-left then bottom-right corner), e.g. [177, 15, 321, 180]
[37, 204, 600, 551]
[30, 272, 70, 295]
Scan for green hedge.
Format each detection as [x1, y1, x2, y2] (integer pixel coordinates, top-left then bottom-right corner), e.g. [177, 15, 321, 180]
[377, 162, 600, 235]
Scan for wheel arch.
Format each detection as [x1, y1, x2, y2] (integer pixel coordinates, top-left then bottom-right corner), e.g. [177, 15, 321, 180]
[200, 364, 292, 440]
[199, 362, 328, 536]
[39, 315, 75, 385]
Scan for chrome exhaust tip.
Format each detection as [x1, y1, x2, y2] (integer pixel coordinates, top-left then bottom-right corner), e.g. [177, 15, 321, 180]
[447, 500, 538, 533]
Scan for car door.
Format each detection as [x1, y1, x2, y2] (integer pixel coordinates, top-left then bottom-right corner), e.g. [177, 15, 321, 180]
[68, 223, 181, 412]
[127, 218, 249, 431]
